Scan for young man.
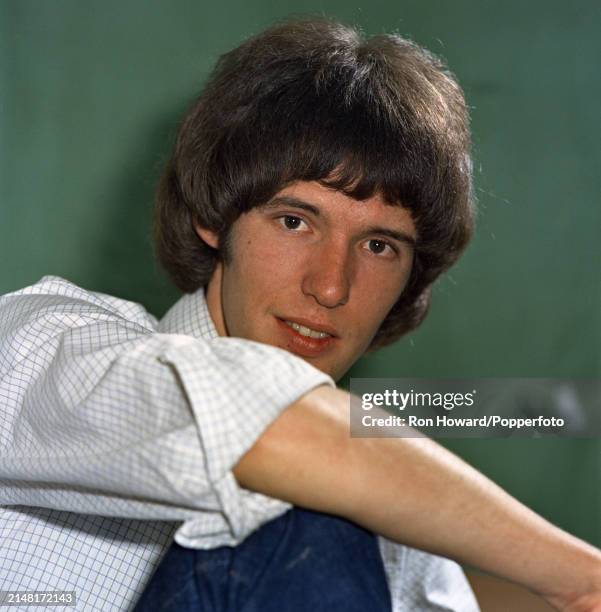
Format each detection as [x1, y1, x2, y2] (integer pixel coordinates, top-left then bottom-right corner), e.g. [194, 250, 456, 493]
[1, 18, 600, 612]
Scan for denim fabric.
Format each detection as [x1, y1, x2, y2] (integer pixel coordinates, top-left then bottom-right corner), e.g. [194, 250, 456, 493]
[134, 507, 392, 611]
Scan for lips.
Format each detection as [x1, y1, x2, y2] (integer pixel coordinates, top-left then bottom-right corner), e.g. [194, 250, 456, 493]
[277, 316, 338, 338]
[275, 316, 337, 357]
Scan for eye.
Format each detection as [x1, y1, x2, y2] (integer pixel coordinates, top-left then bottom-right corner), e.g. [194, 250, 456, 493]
[278, 215, 308, 231]
[365, 239, 396, 257]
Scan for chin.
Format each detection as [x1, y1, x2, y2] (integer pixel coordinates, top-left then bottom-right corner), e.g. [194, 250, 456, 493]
[312, 359, 341, 380]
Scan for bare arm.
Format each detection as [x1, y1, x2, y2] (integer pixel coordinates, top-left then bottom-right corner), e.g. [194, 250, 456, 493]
[233, 385, 601, 612]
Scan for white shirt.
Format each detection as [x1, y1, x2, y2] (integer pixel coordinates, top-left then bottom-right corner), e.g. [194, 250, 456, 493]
[0, 276, 479, 611]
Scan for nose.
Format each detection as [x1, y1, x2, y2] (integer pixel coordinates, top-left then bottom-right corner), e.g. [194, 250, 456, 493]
[301, 240, 352, 308]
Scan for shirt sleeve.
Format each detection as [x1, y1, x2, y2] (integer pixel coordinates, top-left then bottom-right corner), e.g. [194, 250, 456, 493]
[0, 277, 334, 547]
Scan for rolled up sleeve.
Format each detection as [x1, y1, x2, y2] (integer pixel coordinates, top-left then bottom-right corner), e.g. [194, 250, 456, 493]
[162, 337, 334, 547]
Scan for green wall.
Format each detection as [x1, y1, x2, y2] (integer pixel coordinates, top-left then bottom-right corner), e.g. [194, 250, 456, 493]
[2, 1, 599, 546]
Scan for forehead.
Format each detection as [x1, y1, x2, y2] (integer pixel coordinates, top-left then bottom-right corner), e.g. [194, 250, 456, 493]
[263, 181, 417, 237]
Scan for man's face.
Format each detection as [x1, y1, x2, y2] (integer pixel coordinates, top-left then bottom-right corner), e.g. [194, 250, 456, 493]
[200, 181, 416, 381]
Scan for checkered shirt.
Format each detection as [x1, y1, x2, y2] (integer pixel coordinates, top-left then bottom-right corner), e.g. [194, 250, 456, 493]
[0, 276, 478, 611]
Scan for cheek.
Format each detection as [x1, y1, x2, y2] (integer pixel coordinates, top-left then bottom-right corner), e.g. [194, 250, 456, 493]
[360, 271, 406, 314]
[235, 234, 301, 286]
[346, 274, 405, 344]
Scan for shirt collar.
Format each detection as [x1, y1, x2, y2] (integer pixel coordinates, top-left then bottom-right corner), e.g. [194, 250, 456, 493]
[158, 286, 219, 340]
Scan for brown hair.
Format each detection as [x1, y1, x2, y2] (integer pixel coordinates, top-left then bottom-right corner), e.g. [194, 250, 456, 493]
[155, 18, 474, 350]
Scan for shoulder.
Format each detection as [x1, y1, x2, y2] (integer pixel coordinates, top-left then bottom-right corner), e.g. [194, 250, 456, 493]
[0, 275, 158, 331]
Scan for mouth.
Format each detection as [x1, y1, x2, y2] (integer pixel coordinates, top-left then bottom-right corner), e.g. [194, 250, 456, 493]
[275, 316, 338, 357]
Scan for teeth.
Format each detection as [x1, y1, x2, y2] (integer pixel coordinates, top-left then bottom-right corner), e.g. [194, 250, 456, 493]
[285, 320, 331, 339]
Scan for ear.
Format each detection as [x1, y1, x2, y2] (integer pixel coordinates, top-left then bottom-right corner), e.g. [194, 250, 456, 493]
[194, 222, 219, 249]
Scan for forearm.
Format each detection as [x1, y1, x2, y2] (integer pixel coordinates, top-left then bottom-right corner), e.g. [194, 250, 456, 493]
[234, 385, 601, 610]
[350, 426, 601, 609]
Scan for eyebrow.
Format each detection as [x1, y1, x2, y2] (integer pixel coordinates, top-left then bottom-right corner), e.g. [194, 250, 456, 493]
[262, 195, 417, 248]
[262, 196, 321, 216]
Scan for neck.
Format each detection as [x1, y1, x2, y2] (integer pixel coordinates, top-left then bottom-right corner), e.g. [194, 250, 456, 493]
[204, 261, 228, 336]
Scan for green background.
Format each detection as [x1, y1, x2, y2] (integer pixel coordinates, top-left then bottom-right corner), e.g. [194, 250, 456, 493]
[2, 1, 599, 547]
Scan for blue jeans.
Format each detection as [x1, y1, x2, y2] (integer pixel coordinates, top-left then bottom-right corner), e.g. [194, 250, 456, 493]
[134, 507, 392, 611]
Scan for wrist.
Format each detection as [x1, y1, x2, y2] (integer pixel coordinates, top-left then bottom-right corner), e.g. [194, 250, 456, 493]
[542, 549, 601, 611]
